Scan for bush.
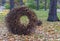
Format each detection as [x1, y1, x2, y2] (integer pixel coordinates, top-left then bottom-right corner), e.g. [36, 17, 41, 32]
[25, 3, 36, 9]
[39, 3, 44, 9]
[57, 5, 60, 9]
[25, 0, 45, 9]
[4, 3, 10, 9]
[25, 0, 36, 9]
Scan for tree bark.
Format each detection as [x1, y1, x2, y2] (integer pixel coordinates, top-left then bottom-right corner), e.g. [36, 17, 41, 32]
[10, 0, 14, 10]
[47, 0, 59, 21]
[36, 0, 39, 10]
[20, 0, 24, 6]
[2, 0, 6, 6]
[44, 0, 47, 10]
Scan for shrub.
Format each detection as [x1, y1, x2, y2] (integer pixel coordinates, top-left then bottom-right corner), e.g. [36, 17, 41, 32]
[25, 3, 36, 9]
[4, 3, 10, 9]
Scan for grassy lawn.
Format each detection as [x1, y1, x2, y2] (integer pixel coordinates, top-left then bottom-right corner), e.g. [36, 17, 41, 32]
[33, 10, 48, 20]
[34, 9, 60, 20]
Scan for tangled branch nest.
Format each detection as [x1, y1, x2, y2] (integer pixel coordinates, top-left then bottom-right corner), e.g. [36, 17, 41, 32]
[5, 6, 42, 35]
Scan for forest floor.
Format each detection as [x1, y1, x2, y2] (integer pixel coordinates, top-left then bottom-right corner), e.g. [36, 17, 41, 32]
[0, 9, 60, 41]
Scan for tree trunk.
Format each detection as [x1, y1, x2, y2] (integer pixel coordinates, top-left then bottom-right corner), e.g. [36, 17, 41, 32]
[20, 0, 24, 6]
[36, 0, 39, 10]
[10, 0, 14, 10]
[44, 0, 47, 10]
[47, 0, 59, 21]
[2, 0, 6, 6]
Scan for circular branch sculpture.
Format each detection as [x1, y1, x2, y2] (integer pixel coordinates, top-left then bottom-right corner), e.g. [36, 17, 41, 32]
[5, 6, 42, 35]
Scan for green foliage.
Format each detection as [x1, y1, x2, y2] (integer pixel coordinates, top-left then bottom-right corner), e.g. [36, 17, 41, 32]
[15, 0, 20, 2]
[25, 3, 36, 9]
[4, 3, 10, 9]
[25, 0, 36, 9]
[25, 0, 50, 9]
[39, 3, 44, 9]
[57, 5, 60, 9]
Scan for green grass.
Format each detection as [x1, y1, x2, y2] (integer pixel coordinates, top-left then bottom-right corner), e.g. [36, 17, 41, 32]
[33, 10, 60, 20]
[20, 16, 29, 26]
[0, 14, 5, 22]
[33, 10, 48, 20]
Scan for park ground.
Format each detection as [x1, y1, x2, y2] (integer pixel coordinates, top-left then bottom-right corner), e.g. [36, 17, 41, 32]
[0, 9, 60, 41]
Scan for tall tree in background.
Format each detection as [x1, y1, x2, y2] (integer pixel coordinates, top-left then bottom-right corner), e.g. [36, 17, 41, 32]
[2, 0, 6, 6]
[47, 0, 59, 21]
[44, 0, 47, 10]
[20, 0, 24, 6]
[36, 0, 39, 10]
[10, 0, 14, 10]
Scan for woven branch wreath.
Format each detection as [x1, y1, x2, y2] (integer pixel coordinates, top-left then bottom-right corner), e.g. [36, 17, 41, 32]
[5, 6, 42, 35]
